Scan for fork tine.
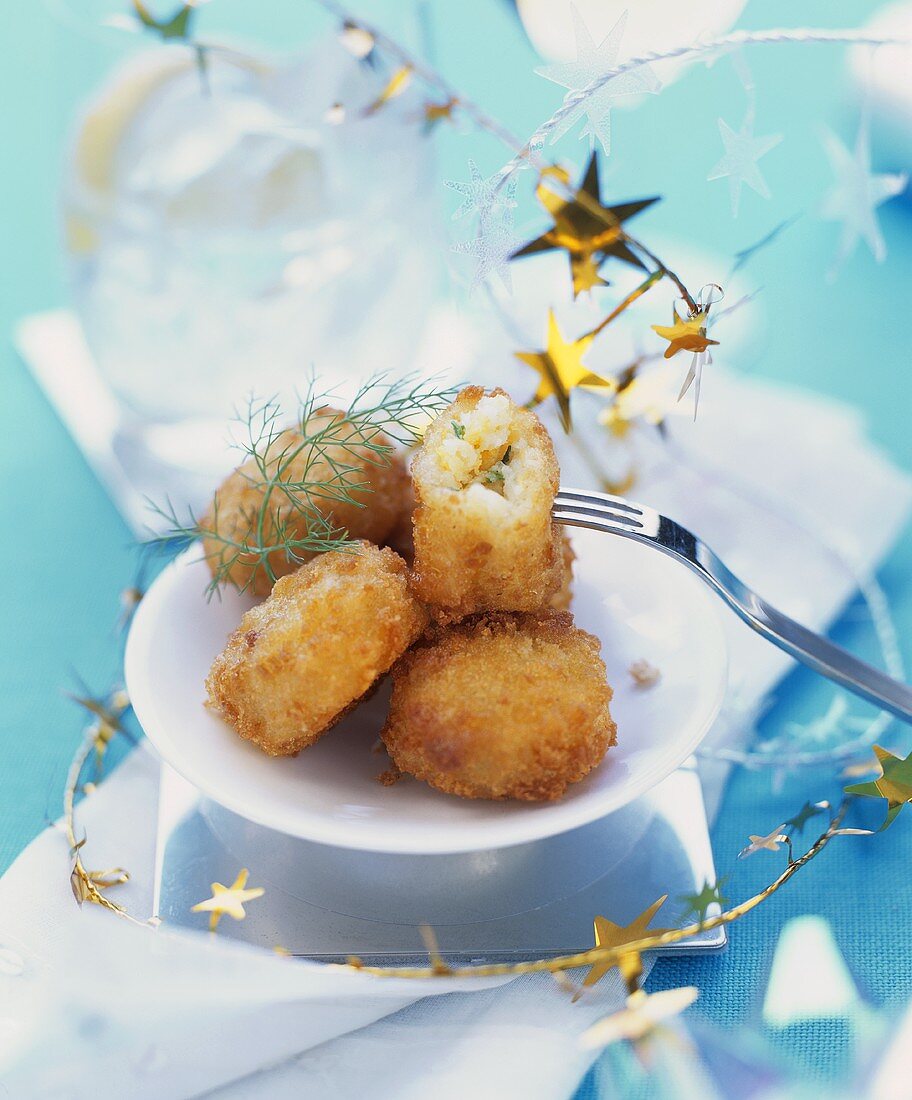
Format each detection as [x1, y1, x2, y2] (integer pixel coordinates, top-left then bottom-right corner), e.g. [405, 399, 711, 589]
[553, 486, 912, 724]
[552, 504, 645, 530]
[553, 489, 642, 516]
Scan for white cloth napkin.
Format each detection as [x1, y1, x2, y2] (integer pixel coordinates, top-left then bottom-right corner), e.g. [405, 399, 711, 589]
[2, 350, 909, 1097]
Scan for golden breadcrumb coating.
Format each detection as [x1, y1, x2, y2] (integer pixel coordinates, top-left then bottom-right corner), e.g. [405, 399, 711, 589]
[203, 408, 410, 596]
[207, 542, 428, 756]
[382, 611, 615, 801]
[548, 531, 575, 612]
[411, 386, 563, 621]
[383, 472, 416, 566]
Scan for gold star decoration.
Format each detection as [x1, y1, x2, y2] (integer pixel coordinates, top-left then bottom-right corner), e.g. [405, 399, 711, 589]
[364, 66, 413, 116]
[118, 585, 144, 631]
[845, 745, 912, 830]
[515, 310, 615, 432]
[511, 152, 659, 298]
[580, 986, 699, 1050]
[191, 869, 265, 931]
[570, 252, 609, 294]
[423, 96, 458, 132]
[651, 308, 719, 359]
[681, 878, 729, 924]
[69, 688, 130, 770]
[785, 800, 828, 834]
[577, 895, 670, 998]
[739, 825, 788, 859]
[132, 1, 195, 41]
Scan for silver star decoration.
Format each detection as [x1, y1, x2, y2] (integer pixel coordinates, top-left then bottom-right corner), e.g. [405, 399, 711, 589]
[707, 117, 781, 217]
[452, 212, 517, 294]
[444, 160, 517, 224]
[820, 120, 907, 271]
[739, 825, 788, 859]
[536, 6, 661, 156]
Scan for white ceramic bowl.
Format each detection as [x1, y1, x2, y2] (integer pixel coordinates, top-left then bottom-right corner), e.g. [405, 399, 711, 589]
[125, 530, 727, 854]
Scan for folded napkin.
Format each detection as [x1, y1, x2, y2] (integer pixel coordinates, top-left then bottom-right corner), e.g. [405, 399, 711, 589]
[2, 322, 910, 1096]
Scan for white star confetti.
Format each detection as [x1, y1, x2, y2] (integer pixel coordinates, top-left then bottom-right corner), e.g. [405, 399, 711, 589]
[339, 21, 374, 60]
[444, 160, 517, 224]
[191, 869, 264, 932]
[707, 116, 781, 217]
[580, 986, 699, 1050]
[536, 6, 661, 156]
[739, 825, 788, 859]
[820, 120, 907, 272]
[452, 213, 518, 293]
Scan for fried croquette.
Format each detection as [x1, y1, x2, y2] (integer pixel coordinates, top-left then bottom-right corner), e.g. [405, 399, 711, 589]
[381, 611, 616, 801]
[383, 474, 416, 565]
[207, 542, 428, 756]
[548, 532, 575, 612]
[203, 408, 410, 596]
[411, 387, 563, 621]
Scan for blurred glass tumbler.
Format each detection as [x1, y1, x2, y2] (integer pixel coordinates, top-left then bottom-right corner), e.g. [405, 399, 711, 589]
[60, 34, 445, 500]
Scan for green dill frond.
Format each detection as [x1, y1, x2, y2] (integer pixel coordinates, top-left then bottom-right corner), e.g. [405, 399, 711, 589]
[145, 372, 459, 597]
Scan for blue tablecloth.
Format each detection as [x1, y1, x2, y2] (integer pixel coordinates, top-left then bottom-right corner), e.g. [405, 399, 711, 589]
[3, 0, 911, 1091]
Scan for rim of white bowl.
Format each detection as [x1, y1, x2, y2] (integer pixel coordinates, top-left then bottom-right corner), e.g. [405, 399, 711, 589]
[125, 546, 729, 854]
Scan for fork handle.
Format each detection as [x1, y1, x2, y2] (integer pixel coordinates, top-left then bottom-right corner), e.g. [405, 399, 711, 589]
[694, 536, 912, 724]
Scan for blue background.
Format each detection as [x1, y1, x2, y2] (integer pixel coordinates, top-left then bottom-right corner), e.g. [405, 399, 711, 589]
[2, 0, 911, 1089]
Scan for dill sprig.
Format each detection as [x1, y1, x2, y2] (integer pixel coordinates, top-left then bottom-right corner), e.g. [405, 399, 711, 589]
[147, 372, 458, 597]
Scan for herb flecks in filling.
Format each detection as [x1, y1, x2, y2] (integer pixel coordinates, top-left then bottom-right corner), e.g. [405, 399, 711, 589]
[435, 394, 518, 494]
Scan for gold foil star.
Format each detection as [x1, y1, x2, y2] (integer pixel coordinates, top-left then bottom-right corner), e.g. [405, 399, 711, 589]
[580, 986, 699, 1050]
[845, 745, 912, 830]
[570, 252, 609, 294]
[69, 688, 130, 770]
[515, 310, 615, 432]
[739, 825, 788, 858]
[512, 153, 659, 297]
[651, 309, 719, 359]
[192, 869, 265, 931]
[132, 1, 195, 41]
[578, 896, 670, 997]
[681, 878, 728, 923]
[364, 66, 413, 116]
[423, 96, 458, 131]
[785, 801, 828, 834]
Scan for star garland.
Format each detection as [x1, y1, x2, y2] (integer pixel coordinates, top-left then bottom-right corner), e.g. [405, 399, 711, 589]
[514, 310, 614, 432]
[577, 896, 670, 999]
[54, 2, 912, 1056]
[510, 154, 659, 298]
[845, 745, 912, 830]
[63, 698, 911, 986]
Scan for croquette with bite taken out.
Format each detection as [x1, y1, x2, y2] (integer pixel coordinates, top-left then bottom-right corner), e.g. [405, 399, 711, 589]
[411, 387, 563, 621]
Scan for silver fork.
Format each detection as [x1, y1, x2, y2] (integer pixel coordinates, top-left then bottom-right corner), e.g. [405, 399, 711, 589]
[552, 487, 912, 724]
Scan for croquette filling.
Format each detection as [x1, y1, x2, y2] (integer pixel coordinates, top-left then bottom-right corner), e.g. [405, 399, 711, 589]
[436, 395, 519, 496]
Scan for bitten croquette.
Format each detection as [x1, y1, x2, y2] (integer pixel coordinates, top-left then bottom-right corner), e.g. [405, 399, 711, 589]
[548, 532, 575, 612]
[206, 542, 428, 756]
[203, 408, 411, 596]
[381, 611, 616, 801]
[410, 386, 564, 622]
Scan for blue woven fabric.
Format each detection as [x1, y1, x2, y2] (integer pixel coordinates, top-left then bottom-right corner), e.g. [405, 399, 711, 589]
[1, 0, 910, 1093]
